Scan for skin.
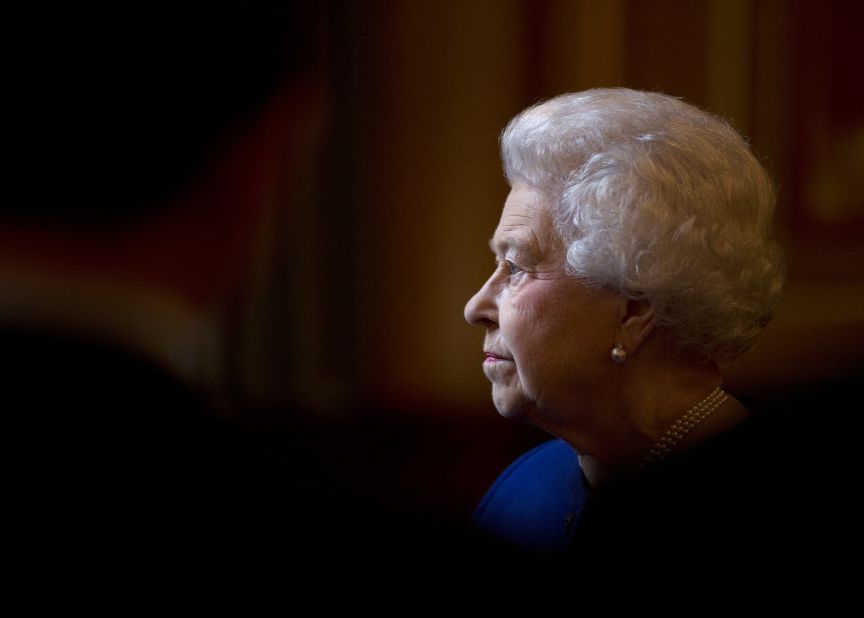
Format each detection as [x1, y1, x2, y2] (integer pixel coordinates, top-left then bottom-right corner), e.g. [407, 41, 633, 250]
[465, 184, 747, 484]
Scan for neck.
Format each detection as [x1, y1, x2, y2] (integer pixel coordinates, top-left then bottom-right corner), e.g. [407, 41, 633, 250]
[563, 340, 748, 486]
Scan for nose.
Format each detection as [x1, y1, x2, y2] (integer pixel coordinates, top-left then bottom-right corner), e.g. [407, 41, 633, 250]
[464, 274, 498, 328]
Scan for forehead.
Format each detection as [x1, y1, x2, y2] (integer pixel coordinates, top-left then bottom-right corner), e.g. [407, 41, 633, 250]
[490, 184, 556, 254]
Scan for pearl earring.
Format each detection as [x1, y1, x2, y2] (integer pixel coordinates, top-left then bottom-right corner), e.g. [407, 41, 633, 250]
[610, 345, 627, 364]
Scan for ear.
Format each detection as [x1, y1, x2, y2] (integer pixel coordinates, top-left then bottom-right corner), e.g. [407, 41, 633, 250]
[615, 299, 657, 357]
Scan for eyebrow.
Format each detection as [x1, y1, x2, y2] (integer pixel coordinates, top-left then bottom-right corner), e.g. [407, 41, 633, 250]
[488, 236, 513, 257]
[488, 230, 537, 258]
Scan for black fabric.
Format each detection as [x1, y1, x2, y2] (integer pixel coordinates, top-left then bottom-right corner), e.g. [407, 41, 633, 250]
[557, 390, 860, 616]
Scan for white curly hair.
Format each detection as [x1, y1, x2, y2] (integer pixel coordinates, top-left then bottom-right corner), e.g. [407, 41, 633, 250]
[501, 88, 784, 362]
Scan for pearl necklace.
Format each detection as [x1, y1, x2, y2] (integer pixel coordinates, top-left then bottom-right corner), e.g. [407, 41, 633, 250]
[641, 387, 728, 467]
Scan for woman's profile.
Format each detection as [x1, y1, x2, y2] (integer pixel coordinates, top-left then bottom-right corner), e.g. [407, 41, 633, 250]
[465, 89, 853, 614]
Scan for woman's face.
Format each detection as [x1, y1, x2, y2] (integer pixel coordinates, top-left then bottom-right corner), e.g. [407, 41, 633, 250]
[464, 184, 623, 435]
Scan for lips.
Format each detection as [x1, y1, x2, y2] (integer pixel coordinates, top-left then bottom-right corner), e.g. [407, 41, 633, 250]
[484, 351, 512, 363]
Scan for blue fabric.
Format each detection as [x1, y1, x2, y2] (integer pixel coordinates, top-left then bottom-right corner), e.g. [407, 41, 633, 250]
[472, 438, 589, 552]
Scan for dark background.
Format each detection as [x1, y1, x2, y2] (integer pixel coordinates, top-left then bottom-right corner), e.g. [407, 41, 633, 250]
[2, 0, 862, 524]
[262, 0, 864, 518]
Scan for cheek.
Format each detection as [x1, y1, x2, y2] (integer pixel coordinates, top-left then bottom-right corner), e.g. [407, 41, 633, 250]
[500, 286, 566, 374]
[500, 286, 548, 346]
[503, 283, 610, 378]
[507, 281, 574, 332]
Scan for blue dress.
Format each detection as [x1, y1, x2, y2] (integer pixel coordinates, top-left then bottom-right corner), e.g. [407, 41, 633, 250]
[472, 438, 589, 552]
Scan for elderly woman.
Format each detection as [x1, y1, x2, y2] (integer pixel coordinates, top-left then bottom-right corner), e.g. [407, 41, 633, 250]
[464, 89, 849, 612]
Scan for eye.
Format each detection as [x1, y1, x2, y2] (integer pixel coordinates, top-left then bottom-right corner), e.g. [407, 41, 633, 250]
[505, 259, 523, 276]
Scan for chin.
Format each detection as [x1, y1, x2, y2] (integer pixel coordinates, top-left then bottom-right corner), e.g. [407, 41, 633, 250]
[493, 404, 520, 420]
[491, 387, 532, 422]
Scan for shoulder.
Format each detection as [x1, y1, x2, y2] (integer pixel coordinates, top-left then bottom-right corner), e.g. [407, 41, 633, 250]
[472, 439, 587, 551]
